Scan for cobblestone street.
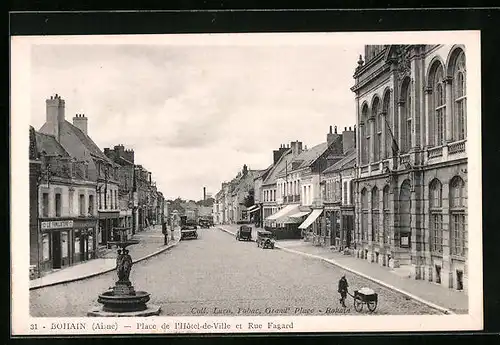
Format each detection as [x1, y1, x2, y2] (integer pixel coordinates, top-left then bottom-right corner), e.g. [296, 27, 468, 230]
[30, 226, 441, 317]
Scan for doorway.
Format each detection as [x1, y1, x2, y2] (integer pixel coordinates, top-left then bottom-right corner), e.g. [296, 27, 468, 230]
[51, 231, 62, 269]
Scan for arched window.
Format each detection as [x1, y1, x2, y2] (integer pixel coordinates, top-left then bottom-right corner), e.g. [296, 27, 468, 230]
[382, 90, 392, 159]
[432, 63, 446, 146]
[361, 188, 368, 242]
[372, 97, 381, 162]
[400, 78, 412, 153]
[452, 50, 467, 141]
[383, 185, 390, 244]
[371, 187, 379, 243]
[450, 176, 466, 256]
[429, 179, 443, 253]
[361, 104, 369, 164]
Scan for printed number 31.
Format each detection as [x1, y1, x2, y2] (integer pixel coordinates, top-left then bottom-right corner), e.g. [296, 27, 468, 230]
[30, 324, 38, 330]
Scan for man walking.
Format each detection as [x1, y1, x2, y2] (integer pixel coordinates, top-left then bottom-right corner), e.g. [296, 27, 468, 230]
[338, 275, 349, 308]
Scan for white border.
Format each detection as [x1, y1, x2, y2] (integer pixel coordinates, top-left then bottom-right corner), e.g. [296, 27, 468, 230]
[11, 31, 483, 335]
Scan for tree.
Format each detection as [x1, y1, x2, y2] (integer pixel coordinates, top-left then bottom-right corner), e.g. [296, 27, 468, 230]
[243, 189, 255, 208]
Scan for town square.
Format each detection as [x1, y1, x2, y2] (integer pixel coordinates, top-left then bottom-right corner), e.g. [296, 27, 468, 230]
[21, 36, 473, 320]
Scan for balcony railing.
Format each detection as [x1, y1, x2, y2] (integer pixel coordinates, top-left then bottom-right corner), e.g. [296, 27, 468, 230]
[427, 146, 443, 159]
[360, 165, 369, 174]
[382, 161, 389, 171]
[399, 154, 411, 165]
[293, 194, 301, 202]
[448, 140, 466, 155]
[371, 162, 380, 171]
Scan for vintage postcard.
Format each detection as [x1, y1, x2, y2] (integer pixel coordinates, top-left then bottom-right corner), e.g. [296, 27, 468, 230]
[11, 31, 482, 335]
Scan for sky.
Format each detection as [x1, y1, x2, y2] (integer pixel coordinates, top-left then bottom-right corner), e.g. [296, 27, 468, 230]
[30, 40, 364, 200]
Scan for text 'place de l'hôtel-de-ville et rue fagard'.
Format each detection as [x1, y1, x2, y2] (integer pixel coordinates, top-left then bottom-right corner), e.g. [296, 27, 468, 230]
[29, 96, 166, 278]
[213, 45, 468, 293]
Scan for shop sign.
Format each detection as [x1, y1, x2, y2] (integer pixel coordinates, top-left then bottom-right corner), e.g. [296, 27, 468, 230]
[74, 220, 97, 229]
[41, 220, 73, 230]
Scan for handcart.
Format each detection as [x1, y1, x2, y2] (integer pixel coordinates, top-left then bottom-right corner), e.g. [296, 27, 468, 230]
[348, 287, 378, 313]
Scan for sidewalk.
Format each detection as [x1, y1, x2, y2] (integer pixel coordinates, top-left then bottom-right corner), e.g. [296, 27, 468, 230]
[217, 224, 468, 314]
[30, 225, 181, 290]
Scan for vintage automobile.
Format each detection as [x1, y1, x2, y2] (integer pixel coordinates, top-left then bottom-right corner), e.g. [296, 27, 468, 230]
[256, 230, 275, 249]
[236, 225, 252, 241]
[180, 216, 198, 240]
[199, 218, 211, 229]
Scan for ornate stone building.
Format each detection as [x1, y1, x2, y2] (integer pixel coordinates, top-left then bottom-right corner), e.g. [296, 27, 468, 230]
[351, 45, 468, 293]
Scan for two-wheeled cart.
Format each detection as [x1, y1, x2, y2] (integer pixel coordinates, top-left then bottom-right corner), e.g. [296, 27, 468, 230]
[348, 288, 378, 313]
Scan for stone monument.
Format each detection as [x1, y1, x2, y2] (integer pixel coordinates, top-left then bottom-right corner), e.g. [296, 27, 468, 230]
[88, 227, 161, 316]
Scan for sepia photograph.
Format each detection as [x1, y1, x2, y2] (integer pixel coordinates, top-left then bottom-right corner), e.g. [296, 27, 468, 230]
[11, 31, 482, 334]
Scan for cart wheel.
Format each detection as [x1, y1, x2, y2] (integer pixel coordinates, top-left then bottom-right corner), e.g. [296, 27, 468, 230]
[354, 297, 363, 312]
[367, 300, 377, 312]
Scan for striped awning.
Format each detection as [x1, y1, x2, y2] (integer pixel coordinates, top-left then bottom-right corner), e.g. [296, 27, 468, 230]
[266, 204, 298, 221]
[298, 209, 323, 229]
[289, 211, 310, 218]
[246, 205, 260, 213]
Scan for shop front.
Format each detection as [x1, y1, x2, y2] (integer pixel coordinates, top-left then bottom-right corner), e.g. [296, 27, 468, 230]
[98, 210, 120, 245]
[38, 217, 97, 274]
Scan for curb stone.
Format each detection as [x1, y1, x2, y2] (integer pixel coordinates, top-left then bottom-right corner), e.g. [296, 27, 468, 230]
[217, 226, 453, 315]
[29, 237, 180, 291]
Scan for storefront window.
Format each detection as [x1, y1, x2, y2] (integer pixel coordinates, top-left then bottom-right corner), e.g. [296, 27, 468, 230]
[42, 234, 50, 261]
[88, 230, 94, 253]
[61, 231, 68, 259]
[74, 231, 81, 254]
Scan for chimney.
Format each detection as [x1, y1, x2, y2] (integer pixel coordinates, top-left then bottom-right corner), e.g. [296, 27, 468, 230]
[273, 144, 289, 164]
[124, 149, 135, 163]
[44, 94, 66, 141]
[73, 113, 88, 135]
[327, 125, 341, 147]
[203, 187, 206, 201]
[342, 126, 356, 154]
[242, 164, 248, 176]
[114, 144, 125, 158]
[290, 140, 303, 156]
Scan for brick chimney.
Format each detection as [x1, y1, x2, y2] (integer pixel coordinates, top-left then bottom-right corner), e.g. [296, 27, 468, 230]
[342, 126, 356, 154]
[242, 164, 248, 176]
[124, 148, 135, 163]
[73, 113, 88, 135]
[44, 94, 65, 141]
[290, 140, 303, 156]
[327, 125, 341, 147]
[273, 144, 289, 164]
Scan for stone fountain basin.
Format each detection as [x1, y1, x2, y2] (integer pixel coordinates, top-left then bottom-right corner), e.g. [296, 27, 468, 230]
[107, 239, 140, 247]
[98, 291, 151, 312]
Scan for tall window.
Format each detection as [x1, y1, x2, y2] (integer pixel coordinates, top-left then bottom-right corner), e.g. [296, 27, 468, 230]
[452, 50, 467, 141]
[68, 190, 74, 216]
[79, 194, 85, 216]
[361, 188, 368, 241]
[401, 78, 412, 153]
[88, 194, 94, 215]
[433, 64, 446, 146]
[371, 187, 379, 243]
[429, 179, 443, 254]
[383, 185, 390, 244]
[343, 181, 348, 204]
[372, 98, 381, 162]
[361, 104, 369, 164]
[450, 176, 466, 256]
[383, 91, 392, 158]
[42, 192, 49, 217]
[55, 193, 62, 217]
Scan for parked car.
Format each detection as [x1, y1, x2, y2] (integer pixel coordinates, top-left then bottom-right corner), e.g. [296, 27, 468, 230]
[180, 216, 198, 240]
[236, 225, 252, 241]
[256, 230, 275, 249]
[199, 218, 211, 229]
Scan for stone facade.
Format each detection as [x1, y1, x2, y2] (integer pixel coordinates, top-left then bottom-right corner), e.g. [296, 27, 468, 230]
[351, 45, 468, 293]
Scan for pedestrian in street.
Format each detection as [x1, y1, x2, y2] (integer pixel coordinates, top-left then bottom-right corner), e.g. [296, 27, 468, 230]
[338, 275, 349, 308]
[162, 221, 168, 245]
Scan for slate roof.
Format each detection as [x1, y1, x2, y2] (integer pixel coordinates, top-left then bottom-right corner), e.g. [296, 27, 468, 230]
[35, 131, 70, 157]
[262, 149, 293, 185]
[322, 149, 356, 174]
[61, 121, 113, 164]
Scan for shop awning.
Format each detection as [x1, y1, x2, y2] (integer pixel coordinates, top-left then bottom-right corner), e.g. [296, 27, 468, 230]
[275, 205, 301, 224]
[298, 209, 323, 229]
[246, 205, 260, 213]
[266, 204, 297, 221]
[289, 211, 310, 218]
